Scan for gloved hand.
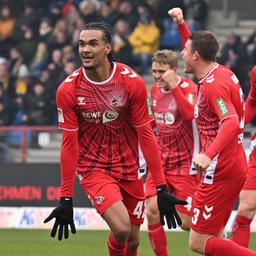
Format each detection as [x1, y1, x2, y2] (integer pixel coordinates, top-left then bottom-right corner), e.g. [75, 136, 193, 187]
[44, 197, 76, 240]
[157, 185, 188, 229]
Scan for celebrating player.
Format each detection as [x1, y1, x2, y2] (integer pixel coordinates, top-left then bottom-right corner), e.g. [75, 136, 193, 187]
[44, 22, 187, 256]
[231, 65, 256, 247]
[146, 49, 199, 256]
[169, 7, 256, 256]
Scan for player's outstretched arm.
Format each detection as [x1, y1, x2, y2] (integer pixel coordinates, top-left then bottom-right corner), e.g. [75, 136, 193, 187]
[44, 197, 76, 240]
[168, 7, 191, 48]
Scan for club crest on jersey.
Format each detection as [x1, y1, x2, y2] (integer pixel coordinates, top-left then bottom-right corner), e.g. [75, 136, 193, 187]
[111, 96, 121, 107]
[95, 195, 105, 205]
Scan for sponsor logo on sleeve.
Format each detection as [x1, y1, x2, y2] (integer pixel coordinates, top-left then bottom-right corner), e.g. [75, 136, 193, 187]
[231, 74, 239, 84]
[216, 98, 228, 115]
[180, 81, 189, 88]
[57, 108, 64, 123]
[146, 96, 153, 116]
[187, 93, 194, 104]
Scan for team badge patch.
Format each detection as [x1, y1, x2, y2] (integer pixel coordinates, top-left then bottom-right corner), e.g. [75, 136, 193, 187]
[57, 108, 64, 123]
[95, 195, 105, 205]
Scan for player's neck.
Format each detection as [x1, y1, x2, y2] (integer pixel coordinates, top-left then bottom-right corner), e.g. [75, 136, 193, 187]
[195, 62, 217, 80]
[84, 61, 112, 82]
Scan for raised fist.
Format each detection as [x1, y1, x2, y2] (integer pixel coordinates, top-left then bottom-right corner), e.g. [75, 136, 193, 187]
[168, 8, 184, 25]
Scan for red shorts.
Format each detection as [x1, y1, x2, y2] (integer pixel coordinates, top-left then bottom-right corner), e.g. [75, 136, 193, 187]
[243, 152, 256, 190]
[145, 172, 199, 215]
[191, 178, 245, 235]
[79, 171, 146, 225]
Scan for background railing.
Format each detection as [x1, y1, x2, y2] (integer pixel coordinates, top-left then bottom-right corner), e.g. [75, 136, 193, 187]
[0, 126, 61, 163]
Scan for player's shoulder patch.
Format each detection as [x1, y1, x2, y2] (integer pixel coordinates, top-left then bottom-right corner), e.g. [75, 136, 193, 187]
[64, 68, 81, 83]
[180, 81, 189, 88]
[119, 64, 138, 78]
[205, 74, 215, 84]
[231, 74, 239, 85]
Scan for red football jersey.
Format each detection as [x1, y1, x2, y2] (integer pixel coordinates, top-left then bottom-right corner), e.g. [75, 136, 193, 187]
[196, 64, 246, 184]
[246, 65, 256, 107]
[56, 62, 154, 180]
[246, 66, 256, 160]
[151, 77, 199, 176]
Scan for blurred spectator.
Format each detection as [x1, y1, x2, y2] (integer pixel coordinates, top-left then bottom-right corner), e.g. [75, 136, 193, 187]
[116, 1, 138, 31]
[62, 45, 77, 66]
[219, 33, 249, 96]
[0, 4, 16, 57]
[71, 17, 85, 51]
[99, 1, 119, 26]
[47, 49, 63, 78]
[30, 42, 49, 77]
[79, 0, 100, 23]
[185, 0, 208, 31]
[45, 0, 63, 25]
[15, 26, 38, 65]
[0, 57, 15, 96]
[13, 3, 39, 39]
[246, 29, 256, 66]
[153, 0, 185, 32]
[0, 83, 10, 125]
[8, 47, 25, 78]
[27, 82, 51, 126]
[159, 19, 181, 50]
[38, 18, 53, 44]
[63, 2, 81, 28]
[112, 19, 133, 66]
[129, 13, 160, 74]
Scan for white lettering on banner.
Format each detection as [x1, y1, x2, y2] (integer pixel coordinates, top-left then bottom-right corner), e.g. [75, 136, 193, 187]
[1, 208, 253, 232]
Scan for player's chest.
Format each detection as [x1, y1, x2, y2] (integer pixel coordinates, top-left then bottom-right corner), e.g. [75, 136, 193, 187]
[195, 87, 218, 125]
[152, 93, 177, 114]
[76, 83, 129, 123]
[152, 93, 178, 124]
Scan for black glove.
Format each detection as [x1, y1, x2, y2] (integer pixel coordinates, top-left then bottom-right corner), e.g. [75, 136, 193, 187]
[44, 197, 76, 240]
[157, 185, 188, 229]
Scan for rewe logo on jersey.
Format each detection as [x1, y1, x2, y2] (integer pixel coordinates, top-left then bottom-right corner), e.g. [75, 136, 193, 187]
[102, 110, 119, 123]
[82, 110, 119, 123]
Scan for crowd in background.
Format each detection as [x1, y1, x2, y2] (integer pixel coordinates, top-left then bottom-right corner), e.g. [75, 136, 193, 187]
[0, 0, 255, 128]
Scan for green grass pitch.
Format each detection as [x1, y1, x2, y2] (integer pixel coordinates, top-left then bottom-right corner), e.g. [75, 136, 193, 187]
[1, 229, 256, 256]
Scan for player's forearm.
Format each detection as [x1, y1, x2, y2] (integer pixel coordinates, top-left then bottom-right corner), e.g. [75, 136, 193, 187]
[137, 124, 165, 187]
[204, 117, 240, 159]
[171, 86, 194, 120]
[177, 21, 191, 49]
[245, 100, 256, 124]
[60, 130, 79, 197]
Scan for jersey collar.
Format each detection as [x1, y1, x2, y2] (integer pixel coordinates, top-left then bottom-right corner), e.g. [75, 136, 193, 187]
[198, 63, 218, 84]
[82, 62, 117, 85]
